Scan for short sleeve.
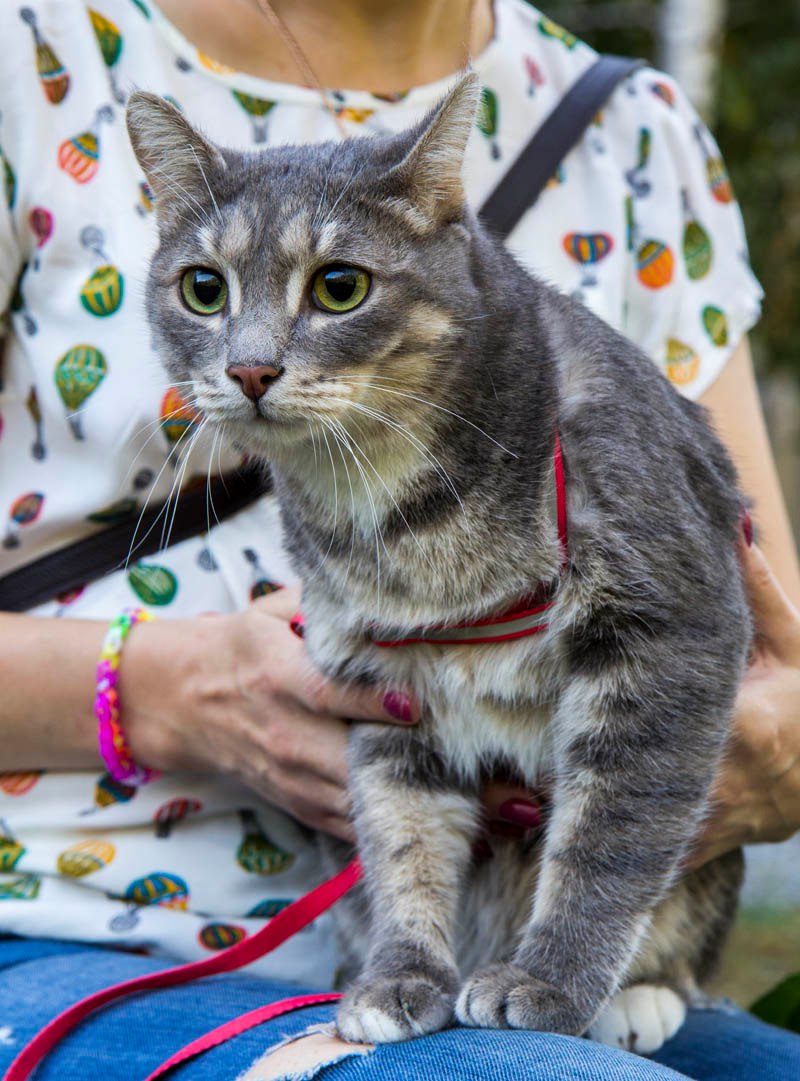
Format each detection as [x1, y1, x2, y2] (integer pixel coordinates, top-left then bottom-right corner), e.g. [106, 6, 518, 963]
[606, 67, 763, 399]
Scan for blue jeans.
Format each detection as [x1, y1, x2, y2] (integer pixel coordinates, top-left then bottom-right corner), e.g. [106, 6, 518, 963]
[0, 939, 797, 1080]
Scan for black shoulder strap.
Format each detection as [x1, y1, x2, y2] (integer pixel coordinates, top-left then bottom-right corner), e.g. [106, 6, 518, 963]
[479, 54, 647, 239]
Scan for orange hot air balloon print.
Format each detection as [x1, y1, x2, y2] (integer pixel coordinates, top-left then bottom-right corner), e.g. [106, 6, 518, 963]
[665, 338, 700, 387]
[636, 239, 674, 290]
[58, 106, 113, 184]
[0, 772, 41, 796]
[3, 491, 44, 548]
[20, 7, 70, 104]
[160, 386, 201, 448]
[57, 839, 116, 877]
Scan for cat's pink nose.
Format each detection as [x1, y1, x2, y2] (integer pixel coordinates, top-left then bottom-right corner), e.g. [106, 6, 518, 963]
[226, 364, 282, 401]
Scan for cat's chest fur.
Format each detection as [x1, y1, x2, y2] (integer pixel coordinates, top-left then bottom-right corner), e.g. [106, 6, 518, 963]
[305, 599, 563, 785]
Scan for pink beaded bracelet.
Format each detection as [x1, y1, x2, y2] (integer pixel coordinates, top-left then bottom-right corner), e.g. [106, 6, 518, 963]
[94, 606, 160, 786]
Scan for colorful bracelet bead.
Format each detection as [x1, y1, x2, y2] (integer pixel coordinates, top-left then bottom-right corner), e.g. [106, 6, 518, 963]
[94, 606, 159, 786]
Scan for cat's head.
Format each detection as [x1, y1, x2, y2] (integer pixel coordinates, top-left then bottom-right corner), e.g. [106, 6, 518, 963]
[127, 74, 482, 464]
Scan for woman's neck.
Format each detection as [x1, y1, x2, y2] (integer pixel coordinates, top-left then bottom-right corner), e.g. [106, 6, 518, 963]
[154, 0, 494, 93]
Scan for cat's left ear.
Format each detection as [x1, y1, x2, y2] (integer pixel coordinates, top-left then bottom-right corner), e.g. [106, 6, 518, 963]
[388, 72, 480, 225]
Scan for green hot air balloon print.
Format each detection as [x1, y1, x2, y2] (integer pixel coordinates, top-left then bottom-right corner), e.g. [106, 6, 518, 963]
[128, 563, 178, 606]
[232, 91, 276, 144]
[20, 7, 70, 104]
[54, 344, 107, 439]
[0, 873, 41, 901]
[702, 305, 728, 347]
[89, 9, 126, 104]
[537, 15, 578, 49]
[236, 810, 294, 875]
[79, 225, 124, 316]
[0, 823, 26, 871]
[681, 190, 712, 281]
[476, 87, 500, 160]
[0, 113, 15, 210]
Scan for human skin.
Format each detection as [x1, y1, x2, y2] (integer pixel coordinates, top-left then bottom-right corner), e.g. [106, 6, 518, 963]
[0, 0, 798, 858]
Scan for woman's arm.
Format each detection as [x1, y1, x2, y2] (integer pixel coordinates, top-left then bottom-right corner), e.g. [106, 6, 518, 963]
[700, 336, 800, 606]
[0, 589, 418, 840]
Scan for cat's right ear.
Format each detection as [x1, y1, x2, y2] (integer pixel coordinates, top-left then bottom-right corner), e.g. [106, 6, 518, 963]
[126, 91, 226, 223]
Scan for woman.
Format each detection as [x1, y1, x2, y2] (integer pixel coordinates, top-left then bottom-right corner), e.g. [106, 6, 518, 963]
[0, 1, 798, 1078]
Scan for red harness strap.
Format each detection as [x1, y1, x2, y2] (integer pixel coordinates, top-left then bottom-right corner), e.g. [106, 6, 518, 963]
[370, 429, 568, 647]
[3, 859, 363, 1081]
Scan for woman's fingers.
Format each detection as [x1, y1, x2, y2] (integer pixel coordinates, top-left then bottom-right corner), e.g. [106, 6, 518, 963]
[741, 541, 800, 656]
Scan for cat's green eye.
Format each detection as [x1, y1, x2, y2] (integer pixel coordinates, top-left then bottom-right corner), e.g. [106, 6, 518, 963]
[311, 265, 370, 313]
[181, 268, 228, 315]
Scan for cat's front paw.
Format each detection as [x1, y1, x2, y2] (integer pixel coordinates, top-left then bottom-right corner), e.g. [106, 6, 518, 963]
[456, 964, 584, 1034]
[337, 972, 456, 1044]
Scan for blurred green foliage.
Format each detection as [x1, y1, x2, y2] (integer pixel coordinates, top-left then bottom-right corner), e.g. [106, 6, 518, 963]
[539, 1, 800, 376]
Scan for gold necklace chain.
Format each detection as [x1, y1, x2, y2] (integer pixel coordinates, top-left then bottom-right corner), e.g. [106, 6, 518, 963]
[252, 0, 479, 141]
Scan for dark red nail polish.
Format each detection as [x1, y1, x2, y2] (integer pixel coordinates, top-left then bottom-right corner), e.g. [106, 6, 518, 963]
[383, 690, 416, 723]
[498, 798, 542, 829]
[741, 508, 753, 547]
[487, 819, 528, 840]
[289, 611, 305, 638]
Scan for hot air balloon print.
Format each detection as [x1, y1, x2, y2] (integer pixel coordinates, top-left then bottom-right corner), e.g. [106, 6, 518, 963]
[0, 113, 15, 211]
[230, 91, 276, 143]
[81, 771, 137, 814]
[524, 56, 544, 96]
[243, 548, 281, 600]
[198, 922, 247, 950]
[636, 239, 674, 290]
[127, 563, 178, 606]
[89, 9, 126, 104]
[196, 546, 218, 572]
[0, 772, 41, 797]
[197, 50, 235, 74]
[3, 492, 44, 548]
[665, 338, 700, 387]
[160, 386, 200, 451]
[57, 839, 116, 877]
[0, 823, 25, 872]
[88, 467, 153, 524]
[681, 189, 713, 281]
[29, 206, 53, 270]
[702, 305, 728, 347]
[26, 386, 46, 460]
[236, 810, 294, 875]
[54, 344, 107, 439]
[0, 873, 41, 901]
[476, 87, 500, 160]
[625, 128, 652, 199]
[20, 7, 70, 104]
[58, 105, 113, 184]
[10, 267, 36, 336]
[134, 179, 155, 217]
[650, 81, 675, 108]
[131, 0, 151, 17]
[537, 15, 578, 49]
[54, 585, 86, 617]
[109, 871, 190, 932]
[693, 124, 734, 205]
[624, 194, 635, 252]
[562, 232, 613, 300]
[247, 899, 292, 919]
[153, 798, 203, 839]
[79, 225, 124, 317]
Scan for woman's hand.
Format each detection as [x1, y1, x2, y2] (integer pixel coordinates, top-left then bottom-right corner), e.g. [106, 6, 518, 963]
[121, 587, 419, 843]
[690, 540, 800, 865]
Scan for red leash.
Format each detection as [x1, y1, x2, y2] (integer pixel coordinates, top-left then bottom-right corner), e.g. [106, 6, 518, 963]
[3, 858, 362, 1081]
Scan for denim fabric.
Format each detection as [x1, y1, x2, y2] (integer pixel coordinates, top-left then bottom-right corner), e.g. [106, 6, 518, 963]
[0, 939, 797, 1081]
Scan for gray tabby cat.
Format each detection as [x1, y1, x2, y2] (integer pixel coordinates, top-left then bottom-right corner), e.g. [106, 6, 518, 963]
[127, 74, 750, 1055]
